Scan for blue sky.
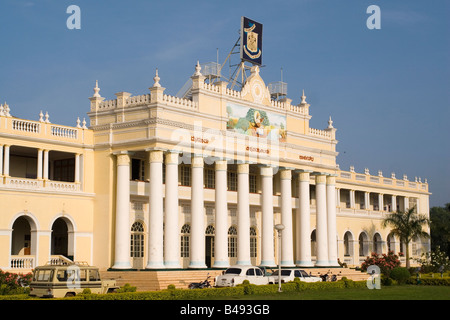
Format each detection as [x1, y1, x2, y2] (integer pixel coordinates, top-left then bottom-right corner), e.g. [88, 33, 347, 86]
[0, 0, 448, 207]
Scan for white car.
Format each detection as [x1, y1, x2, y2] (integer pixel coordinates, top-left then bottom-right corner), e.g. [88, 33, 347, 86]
[215, 265, 269, 287]
[268, 269, 322, 284]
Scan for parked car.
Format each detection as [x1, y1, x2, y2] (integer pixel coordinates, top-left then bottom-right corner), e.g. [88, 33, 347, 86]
[267, 269, 322, 284]
[215, 265, 269, 287]
[29, 262, 119, 298]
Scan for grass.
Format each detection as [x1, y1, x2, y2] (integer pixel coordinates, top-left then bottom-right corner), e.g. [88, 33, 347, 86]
[207, 285, 450, 300]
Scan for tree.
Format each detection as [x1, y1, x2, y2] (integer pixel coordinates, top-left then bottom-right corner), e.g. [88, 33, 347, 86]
[381, 206, 430, 269]
[430, 203, 450, 258]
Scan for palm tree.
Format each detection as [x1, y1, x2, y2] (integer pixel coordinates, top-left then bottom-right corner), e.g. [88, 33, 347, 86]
[382, 206, 430, 269]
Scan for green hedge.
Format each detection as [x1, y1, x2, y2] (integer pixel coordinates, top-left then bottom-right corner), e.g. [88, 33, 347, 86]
[406, 277, 450, 286]
[69, 279, 367, 300]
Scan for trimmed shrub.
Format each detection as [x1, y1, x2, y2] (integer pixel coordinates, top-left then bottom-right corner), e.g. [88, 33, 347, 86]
[389, 267, 411, 284]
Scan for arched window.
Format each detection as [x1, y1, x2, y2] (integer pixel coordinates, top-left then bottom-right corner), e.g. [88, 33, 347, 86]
[250, 227, 257, 258]
[130, 222, 144, 258]
[359, 232, 369, 257]
[344, 231, 353, 256]
[373, 233, 382, 254]
[228, 226, 237, 258]
[180, 224, 191, 258]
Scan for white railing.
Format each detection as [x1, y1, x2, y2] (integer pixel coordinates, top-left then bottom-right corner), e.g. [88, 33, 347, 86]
[46, 181, 80, 192]
[50, 125, 78, 139]
[5, 177, 44, 189]
[12, 119, 40, 133]
[10, 256, 35, 270]
[1, 178, 80, 193]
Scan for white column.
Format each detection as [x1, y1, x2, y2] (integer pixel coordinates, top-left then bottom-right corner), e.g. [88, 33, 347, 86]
[213, 159, 229, 268]
[74, 153, 81, 183]
[237, 162, 251, 265]
[164, 151, 181, 268]
[392, 195, 397, 212]
[3, 145, 10, 177]
[364, 192, 370, 210]
[260, 165, 275, 267]
[37, 149, 43, 180]
[404, 197, 409, 210]
[326, 175, 339, 266]
[146, 150, 165, 269]
[280, 168, 294, 266]
[315, 174, 329, 266]
[112, 152, 132, 269]
[296, 171, 313, 266]
[43, 150, 49, 180]
[189, 154, 206, 268]
[0, 145, 4, 176]
[350, 190, 355, 209]
[379, 193, 384, 211]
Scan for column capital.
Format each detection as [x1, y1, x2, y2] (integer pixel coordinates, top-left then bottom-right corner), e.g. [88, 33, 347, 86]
[326, 175, 336, 185]
[280, 168, 292, 180]
[237, 163, 249, 174]
[259, 165, 274, 176]
[116, 153, 130, 166]
[215, 159, 227, 171]
[165, 151, 179, 165]
[149, 149, 164, 163]
[297, 171, 311, 182]
[191, 154, 204, 168]
[315, 174, 327, 184]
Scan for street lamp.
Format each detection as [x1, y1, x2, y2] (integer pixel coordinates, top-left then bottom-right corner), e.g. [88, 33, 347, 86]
[275, 224, 285, 293]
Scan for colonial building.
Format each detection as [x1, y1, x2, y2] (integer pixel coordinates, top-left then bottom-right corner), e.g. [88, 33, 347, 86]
[0, 63, 431, 273]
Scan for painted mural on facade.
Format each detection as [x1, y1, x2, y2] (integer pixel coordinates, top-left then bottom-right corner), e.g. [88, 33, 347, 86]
[226, 103, 287, 142]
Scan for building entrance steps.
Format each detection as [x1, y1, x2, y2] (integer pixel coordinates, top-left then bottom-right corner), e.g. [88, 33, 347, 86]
[101, 267, 369, 292]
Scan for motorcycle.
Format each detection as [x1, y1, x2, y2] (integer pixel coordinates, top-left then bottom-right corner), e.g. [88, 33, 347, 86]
[188, 274, 212, 289]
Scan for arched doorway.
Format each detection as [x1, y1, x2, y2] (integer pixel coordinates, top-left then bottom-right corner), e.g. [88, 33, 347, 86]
[359, 232, 369, 258]
[51, 218, 68, 258]
[205, 225, 215, 268]
[373, 233, 382, 254]
[11, 216, 32, 256]
[130, 221, 145, 269]
[51, 217, 74, 261]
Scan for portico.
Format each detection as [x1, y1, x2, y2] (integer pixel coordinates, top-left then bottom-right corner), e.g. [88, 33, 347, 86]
[111, 148, 340, 269]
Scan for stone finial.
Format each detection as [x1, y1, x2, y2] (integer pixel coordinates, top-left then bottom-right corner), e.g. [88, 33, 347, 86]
[194, 61, 202, 76]
[403, 174, 408, 181]
[45, 111, 50, 123]
[391, 172, 396, 179]
[93, 80, 101, 98]
[364, 168, 370, 175]
[350, 165, 355, 172]
[300, 89, 307, 104]
[39, 111, 44, 122]
[327, 116, 334, 129]
[76, 117, 81, 128]
[3, 102, 11, 117]
[378, 170, 383, 177]
[153, 68, 161, 88]
[82, 118, 87, 129]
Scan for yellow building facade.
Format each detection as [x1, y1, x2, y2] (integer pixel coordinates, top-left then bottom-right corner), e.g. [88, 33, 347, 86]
[0, 64, 430, 272]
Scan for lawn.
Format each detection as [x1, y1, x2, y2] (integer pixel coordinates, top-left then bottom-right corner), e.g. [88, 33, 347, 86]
[207, 285, 450, 300]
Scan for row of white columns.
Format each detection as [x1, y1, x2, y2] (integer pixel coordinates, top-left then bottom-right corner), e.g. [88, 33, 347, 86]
[338, 189, 410, 212]
[0, 145, 81, 183]
[112, 150, 339, 269]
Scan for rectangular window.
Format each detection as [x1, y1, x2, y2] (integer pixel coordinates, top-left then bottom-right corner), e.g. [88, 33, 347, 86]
[53, 158, 75, 182]
[181, 236, 190, 258]
[227, 171, 237, 191]
[204, 168, 215, 189]
[180, 165, 191, 186]
[249, 174, 257, 193]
